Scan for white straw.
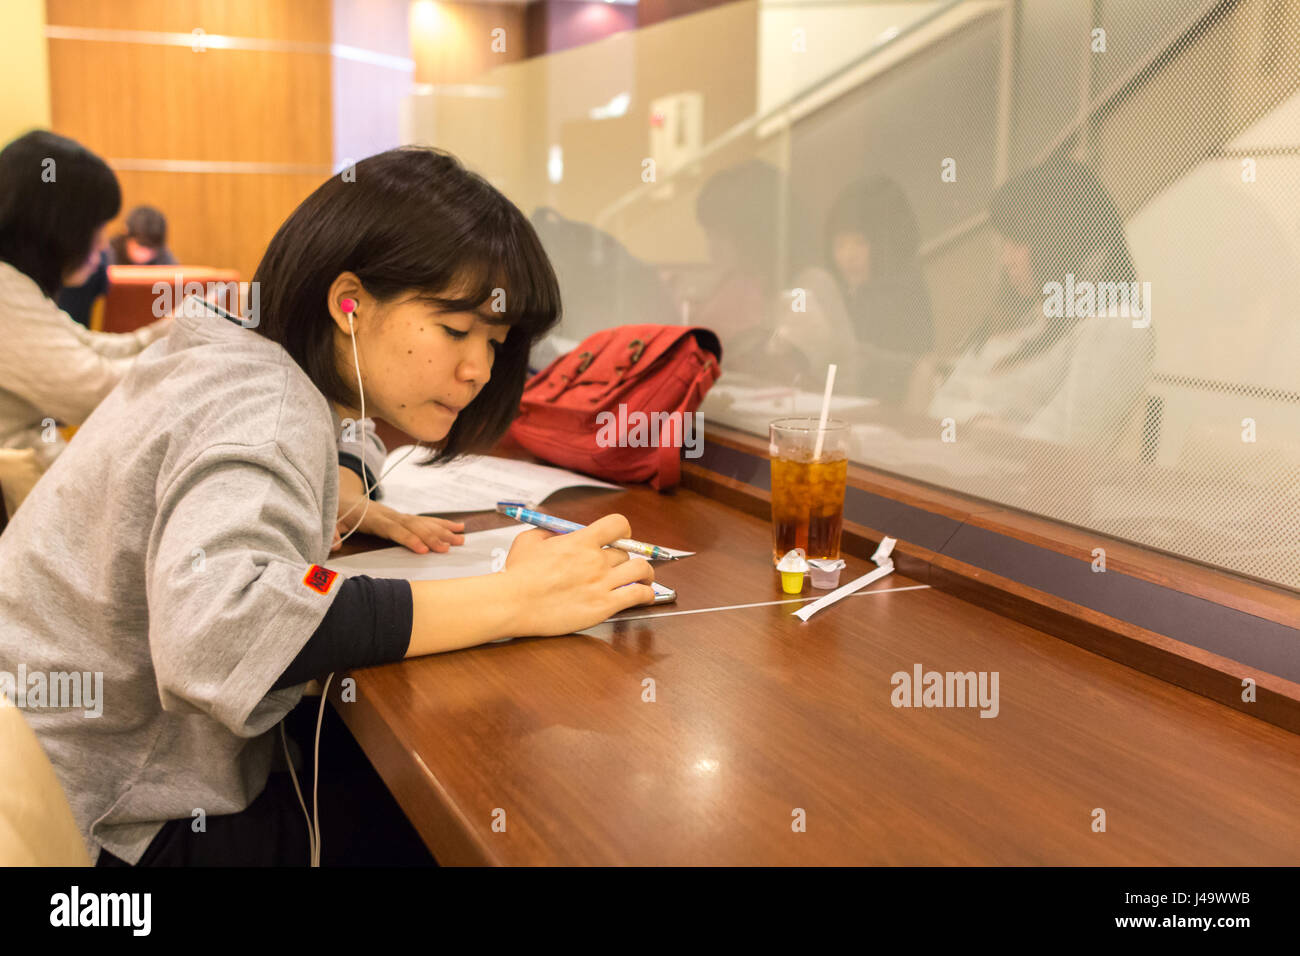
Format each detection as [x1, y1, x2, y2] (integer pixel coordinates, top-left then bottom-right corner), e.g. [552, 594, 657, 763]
[813, 364, 837, 459]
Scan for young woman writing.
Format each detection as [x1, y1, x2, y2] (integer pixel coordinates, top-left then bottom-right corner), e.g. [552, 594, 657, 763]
[0, 147, 655, 865]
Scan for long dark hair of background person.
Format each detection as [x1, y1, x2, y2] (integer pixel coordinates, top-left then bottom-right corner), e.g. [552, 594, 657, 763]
[0, 130, 120, 298]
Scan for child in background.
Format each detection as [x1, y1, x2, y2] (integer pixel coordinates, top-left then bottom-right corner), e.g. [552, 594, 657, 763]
[108, 205, 178, 266]
[57, 205, 178, 326]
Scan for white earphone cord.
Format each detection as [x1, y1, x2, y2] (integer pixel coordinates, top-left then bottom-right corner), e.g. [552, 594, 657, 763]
[281, 673, 332, 867]
[337, 311, 373, 543]
[333, 442, 421, 527]
[284, 304, 424, 866]
[335, 306, 425, 531]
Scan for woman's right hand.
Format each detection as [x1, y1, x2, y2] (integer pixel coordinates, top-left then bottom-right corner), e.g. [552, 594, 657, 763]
[501, 513, 656, 637]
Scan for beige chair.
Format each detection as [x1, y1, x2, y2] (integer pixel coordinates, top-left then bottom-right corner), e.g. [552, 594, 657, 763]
[0, 452, 87, 863]
[0, 704, 90, 865]
[0, 448, 42, 523]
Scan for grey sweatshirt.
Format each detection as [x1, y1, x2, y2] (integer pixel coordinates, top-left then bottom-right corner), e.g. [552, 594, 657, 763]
[0, 300, 382, 863]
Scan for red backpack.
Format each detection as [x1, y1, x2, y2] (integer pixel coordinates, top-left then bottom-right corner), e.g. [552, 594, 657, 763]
[508, 325, 722, 490]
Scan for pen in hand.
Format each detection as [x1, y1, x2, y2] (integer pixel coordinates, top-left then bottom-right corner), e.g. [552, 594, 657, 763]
[496, 502, 693, 561]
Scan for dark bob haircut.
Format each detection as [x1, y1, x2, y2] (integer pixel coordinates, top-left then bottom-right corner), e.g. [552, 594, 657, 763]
[984, 157, 1139, 370]
[0, 130, 121, 298]
[824, 176, 923, 278]
[252, 147, 561, 464]
[124, 205, 168, 248]
[989, 157, 1135, 286]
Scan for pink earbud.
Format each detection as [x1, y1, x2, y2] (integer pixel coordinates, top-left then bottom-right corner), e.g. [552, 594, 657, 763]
[340, 297, 357, 314]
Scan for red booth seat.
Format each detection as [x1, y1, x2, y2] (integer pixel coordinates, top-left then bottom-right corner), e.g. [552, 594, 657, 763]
[101, 265, 242, 334]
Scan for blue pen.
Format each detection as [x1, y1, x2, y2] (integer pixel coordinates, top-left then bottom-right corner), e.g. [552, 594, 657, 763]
[496, 502, 691, 560]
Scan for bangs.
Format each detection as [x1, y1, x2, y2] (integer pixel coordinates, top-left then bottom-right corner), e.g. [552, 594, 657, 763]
[408, 215, 560, 340]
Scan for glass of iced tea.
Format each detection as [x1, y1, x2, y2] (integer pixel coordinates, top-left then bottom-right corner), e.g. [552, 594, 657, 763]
[769, 418, 849, 565]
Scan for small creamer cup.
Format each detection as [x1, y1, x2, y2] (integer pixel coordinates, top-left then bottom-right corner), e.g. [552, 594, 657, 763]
[807, 558, 846, 590]
[776, 548, 808, 594]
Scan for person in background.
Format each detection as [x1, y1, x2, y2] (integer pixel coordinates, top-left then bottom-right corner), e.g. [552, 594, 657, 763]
[527, 206, 679, 366]
[690, 160, 862, 389]
[0, 130, 172, 473]
[57, 205, 178, 327]
[921, 158, 1154, 446]
[691, 160, 785, 359]
[54, 248, 107, 328]
[827, 177, 934, 399]
[780, 177, 937, 403]
[108, 205, 178, 266]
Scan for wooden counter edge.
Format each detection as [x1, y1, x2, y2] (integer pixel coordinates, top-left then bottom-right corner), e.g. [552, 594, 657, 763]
[329, 674, 501, 865]
[681, 437, 1300, 736]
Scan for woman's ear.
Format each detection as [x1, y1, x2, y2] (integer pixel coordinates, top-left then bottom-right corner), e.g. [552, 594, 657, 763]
[326, 272, 369, 335]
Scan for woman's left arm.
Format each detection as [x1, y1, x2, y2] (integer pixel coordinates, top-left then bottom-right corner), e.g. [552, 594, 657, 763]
[333, 465, 465, 553]
[333, 420, 464, 552]
[68, 313, 172, 358]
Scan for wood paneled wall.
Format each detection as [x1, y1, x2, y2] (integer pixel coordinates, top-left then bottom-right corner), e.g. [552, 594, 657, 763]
[45, 0, 335, 280]
[410, 1, 527, 86]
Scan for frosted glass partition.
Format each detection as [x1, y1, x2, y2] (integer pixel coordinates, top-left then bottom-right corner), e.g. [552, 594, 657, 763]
[404, 0, 1300, 591]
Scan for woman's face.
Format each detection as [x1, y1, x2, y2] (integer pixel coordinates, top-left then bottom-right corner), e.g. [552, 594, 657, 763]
[998, 236, 1035, 297]
[331, 283, 510, 443]
[832, 231, 872, 289]
[63, 226, 107, 286]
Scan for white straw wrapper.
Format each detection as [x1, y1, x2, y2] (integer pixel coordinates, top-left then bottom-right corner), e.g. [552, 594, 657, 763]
[793, 536, 898, 622]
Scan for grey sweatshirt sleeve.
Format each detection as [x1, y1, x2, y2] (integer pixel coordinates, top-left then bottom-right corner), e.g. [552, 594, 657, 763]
[145, 439, 340, 737]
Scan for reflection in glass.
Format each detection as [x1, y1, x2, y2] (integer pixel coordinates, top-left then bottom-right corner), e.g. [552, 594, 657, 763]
[404, 0, 1300, 589]
[928, 158, 1154, 448]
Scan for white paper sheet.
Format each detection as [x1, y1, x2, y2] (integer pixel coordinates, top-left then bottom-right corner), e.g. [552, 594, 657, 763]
[373, 448, 620, 515]
[327, 525, 531, 581]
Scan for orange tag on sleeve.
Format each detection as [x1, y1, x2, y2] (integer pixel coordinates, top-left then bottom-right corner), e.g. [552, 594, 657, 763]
[302, 564, 338, 595]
